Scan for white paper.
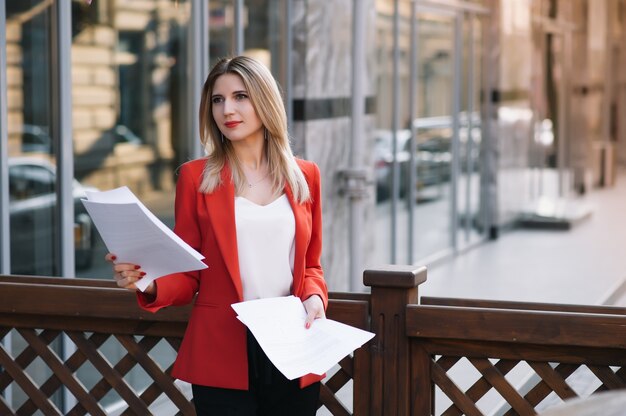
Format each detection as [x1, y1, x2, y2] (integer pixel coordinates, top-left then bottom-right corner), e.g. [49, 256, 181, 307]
[232, 296, 375, 380]
[82, 186, 208, 291]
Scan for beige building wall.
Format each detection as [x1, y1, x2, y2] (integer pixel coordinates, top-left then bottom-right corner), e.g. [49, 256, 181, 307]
[70, 1, 188, 197]
[6, 20, 23, 156]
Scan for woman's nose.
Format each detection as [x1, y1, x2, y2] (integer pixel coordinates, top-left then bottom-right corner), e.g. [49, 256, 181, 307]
[223, 98, 235, 115]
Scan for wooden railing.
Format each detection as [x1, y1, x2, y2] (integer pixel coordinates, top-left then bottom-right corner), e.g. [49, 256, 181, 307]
[363, 267, 626, 415]
[2, 267, 626, 415]
[407, 296, 626, 415]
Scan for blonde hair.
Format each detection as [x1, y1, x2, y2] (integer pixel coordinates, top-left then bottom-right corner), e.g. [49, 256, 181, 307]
[198, 56, 310, 203]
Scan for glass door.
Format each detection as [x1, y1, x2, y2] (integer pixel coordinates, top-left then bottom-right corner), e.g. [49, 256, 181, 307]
[369, 2, 490, 268]
[398, 7, 487, 264]
[406, 10, 456, 262]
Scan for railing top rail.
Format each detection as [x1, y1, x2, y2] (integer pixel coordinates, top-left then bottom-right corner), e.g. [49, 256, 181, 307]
[407, 304, 626, 349]
[0, 274, 116, 287]
[421, 296, 626, 315]
[0, 274, 371, 327]
[0, 277, 190, 322]
[329, 291, 370, 302]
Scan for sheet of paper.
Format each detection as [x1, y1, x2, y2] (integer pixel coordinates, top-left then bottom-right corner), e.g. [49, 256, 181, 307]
[82, 186, 208, 291]
[232, 296, 375, 380]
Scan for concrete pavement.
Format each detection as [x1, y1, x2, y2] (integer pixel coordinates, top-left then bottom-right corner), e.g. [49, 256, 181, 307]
[420, 168, 626, 306]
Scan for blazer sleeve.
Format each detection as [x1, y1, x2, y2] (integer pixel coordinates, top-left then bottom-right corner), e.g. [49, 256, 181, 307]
[301, 162, 329, 309]
[137, 162, 203, 312]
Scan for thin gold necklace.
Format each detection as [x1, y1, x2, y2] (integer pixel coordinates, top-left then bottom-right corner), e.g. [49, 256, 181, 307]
[245, 172, 269, 188]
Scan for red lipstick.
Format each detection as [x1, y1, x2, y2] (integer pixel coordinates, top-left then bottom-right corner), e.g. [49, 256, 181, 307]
[225, 121, 241, 128]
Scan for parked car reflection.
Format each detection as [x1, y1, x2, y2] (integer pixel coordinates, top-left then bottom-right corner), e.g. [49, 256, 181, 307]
[374, 129, 411, 201]
[374, 128, 452, 201]
[19, 124, 53, 154]
[18, 124, 142, 155]
[102, 124, 143, 146]
[9, 157, 98, 274]
[414, 113, 481, 173]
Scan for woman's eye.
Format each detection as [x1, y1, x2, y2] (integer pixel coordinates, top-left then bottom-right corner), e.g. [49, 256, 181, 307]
[212, 96, 223, 104]
[235, 93, 248, 101]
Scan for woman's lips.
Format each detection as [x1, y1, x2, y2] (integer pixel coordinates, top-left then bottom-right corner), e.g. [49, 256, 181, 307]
[225, 121, 241, 128]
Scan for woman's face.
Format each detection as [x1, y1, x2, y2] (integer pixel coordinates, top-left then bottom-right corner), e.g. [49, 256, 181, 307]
[211, 73, 264, 145]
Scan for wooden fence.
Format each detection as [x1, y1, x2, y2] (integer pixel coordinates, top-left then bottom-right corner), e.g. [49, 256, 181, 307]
[1, 266, 626, 415]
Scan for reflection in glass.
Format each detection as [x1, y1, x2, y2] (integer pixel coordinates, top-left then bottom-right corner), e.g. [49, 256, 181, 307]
[244, 0, 282, 73]
[70, 0, 191, 281]
[370, 2, 407, 266]
[456, 15, 485, 247]
[210, 0, 234, 66]
[408, 13, 455, 261]
[6, 1, 56, 276]
[371, 8, 468, 266]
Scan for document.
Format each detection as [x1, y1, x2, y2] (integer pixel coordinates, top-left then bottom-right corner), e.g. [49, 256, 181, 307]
[232, 296, 375, 380]
[82, 186, 208, 291]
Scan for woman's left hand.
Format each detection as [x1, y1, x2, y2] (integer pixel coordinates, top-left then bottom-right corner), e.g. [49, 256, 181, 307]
[303, 295, 325, 329]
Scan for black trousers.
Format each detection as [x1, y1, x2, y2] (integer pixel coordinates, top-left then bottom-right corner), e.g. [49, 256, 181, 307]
[192, 332, 320, 416]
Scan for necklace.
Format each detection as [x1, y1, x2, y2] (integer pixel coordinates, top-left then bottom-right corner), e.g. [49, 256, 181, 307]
[245, 172, 269, 188]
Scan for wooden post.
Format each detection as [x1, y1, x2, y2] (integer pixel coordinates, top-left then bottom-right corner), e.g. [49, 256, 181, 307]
[364, 265, 427, 416]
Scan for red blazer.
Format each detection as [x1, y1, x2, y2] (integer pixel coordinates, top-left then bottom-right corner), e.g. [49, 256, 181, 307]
[137, 158, 328, 390]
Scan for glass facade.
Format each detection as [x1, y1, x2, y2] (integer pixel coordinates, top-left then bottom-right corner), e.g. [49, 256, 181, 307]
[2, 0, 624, 286]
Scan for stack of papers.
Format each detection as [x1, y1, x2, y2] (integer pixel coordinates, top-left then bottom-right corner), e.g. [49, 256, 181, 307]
[232, 296, 375, 380]
[82, 186, 208, 291]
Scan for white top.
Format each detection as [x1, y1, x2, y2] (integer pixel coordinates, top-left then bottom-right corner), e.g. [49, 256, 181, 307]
[234, 194, 295, 301]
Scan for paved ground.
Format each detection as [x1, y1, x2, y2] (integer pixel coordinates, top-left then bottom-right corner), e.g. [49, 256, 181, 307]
[421, 168, 626, 306]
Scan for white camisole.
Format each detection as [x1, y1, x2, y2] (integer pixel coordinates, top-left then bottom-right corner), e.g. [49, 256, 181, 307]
[234, 194, 295, 301]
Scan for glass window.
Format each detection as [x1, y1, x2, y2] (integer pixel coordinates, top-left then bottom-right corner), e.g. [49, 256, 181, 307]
[409, 12, 455, 261]
[370, 4, 489, 267]
[6, 1, 56, 277]
[371, 6, 457, 266]
[370, 2, 412, 265]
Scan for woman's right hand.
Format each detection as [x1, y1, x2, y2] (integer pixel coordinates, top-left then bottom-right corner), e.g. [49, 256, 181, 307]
[105, 253, 156, 295]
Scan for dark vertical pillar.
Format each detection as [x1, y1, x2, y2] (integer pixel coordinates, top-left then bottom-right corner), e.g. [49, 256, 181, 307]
[364, 265, 427, 416]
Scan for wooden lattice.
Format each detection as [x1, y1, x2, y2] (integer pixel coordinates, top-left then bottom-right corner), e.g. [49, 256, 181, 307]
[0, 328, 191, 415]
[319, 356, 355, 416]
[410, 297, 626, 416]
[429, 355, 626, 416]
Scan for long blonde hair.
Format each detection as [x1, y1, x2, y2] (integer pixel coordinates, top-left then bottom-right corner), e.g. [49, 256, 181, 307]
[198, 56, 310, 203]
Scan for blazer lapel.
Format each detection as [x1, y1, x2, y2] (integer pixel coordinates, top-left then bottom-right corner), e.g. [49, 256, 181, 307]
[285, 184, 306, 294]
[204, 164, 244, 301]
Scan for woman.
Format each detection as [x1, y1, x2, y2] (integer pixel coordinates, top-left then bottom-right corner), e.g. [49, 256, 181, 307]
[107, 55, 328, 415]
